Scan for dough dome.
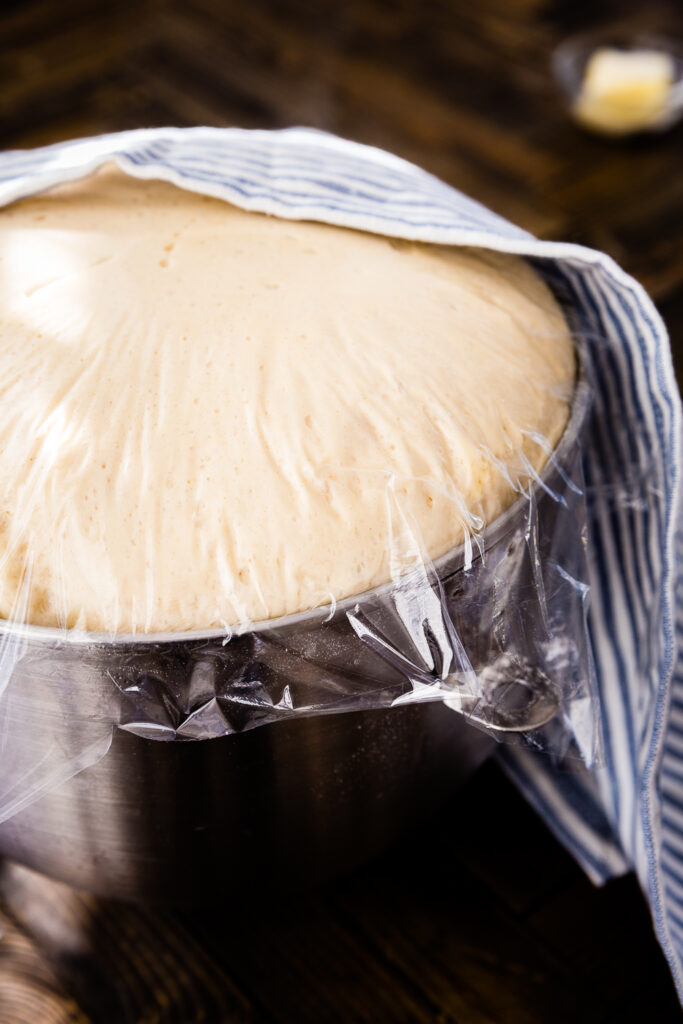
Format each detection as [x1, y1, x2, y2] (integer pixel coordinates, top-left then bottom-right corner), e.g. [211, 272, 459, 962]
[0, 168, 574, 633]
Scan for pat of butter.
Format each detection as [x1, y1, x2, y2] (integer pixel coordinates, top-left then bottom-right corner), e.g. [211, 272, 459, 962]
[574, 47, 675, 134]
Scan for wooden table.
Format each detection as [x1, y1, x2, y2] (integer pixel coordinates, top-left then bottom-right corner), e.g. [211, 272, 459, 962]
[1, 0, 682, 1020]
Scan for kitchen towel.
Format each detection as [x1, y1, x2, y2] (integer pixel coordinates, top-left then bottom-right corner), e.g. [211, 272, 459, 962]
[0, 126, 680, 998]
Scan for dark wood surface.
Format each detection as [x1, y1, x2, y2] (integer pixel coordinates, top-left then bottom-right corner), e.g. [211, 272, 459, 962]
[0, 0, 682, 1021]
[1, 763, 681, 1024]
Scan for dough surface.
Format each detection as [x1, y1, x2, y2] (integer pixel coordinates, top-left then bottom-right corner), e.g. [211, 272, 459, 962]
[0, 168, 574, 633]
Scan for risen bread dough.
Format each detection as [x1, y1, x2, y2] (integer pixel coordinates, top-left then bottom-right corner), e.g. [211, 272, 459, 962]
[0, 167, 574, 633]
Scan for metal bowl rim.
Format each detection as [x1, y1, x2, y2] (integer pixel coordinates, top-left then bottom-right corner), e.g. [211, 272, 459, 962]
[0, 377, 589, 647]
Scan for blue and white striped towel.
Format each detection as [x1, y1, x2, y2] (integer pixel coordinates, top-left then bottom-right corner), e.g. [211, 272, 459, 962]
[1, 126, 680, 998]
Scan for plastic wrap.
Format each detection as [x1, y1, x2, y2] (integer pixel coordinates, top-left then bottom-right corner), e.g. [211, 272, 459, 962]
[0, 135, 602, 828]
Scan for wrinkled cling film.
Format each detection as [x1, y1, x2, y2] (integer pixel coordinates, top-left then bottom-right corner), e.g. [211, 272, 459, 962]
[0, 147, 602, 827]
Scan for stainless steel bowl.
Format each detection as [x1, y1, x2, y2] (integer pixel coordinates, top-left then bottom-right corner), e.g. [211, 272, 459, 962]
[0, 376, 589, 904]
